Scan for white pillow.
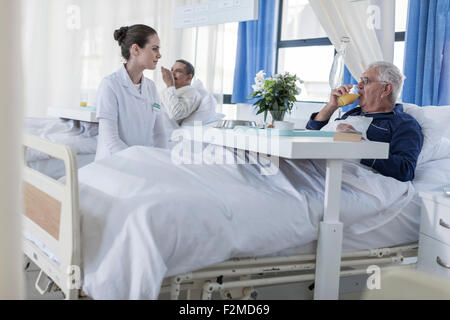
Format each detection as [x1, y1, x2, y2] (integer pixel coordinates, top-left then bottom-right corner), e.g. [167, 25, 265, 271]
[402, 103, 450, 164]
[430, 138, 450, 161]
[182, 79, 225, 126]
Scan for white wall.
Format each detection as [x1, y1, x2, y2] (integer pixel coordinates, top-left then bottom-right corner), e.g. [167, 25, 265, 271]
[21, 0, 227, 118]
[0, 0, 24, 299]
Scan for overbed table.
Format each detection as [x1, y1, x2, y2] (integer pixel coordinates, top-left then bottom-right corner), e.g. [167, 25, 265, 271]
[186, 127, 389, 300]
[47, 107, 98, 123]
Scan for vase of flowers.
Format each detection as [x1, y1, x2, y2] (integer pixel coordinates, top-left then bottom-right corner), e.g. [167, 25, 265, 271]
[248, 70, 302, 128]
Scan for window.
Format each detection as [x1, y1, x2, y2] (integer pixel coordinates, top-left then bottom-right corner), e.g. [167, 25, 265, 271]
[393, 0, 408, 72]
[276, 0, 409, 102]
[221, 22, 239, 118]
[222, 23, 239, 95]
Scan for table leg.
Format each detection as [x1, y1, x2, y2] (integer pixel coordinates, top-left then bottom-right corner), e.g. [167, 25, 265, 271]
[314, 159, 344, 300]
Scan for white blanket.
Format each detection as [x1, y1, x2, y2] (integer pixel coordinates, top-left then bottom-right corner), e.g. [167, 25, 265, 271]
[24, 118, 98, 161]
[77, 145, 415, 299]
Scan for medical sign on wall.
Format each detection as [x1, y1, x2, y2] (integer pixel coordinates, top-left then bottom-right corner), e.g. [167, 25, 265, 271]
[173, 0, 258, 29]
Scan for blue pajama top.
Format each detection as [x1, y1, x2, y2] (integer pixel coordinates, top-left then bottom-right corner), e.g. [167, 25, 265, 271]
[306, 104, 423, 182]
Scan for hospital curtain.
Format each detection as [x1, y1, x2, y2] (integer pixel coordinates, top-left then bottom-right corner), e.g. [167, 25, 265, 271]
[0, 0, 24, 299]
[342, 67, 359, 112]
[308, 0, 394, 80]
[231, 0, 279, 104]
[21, 0, 226, 117]
[402, 0, 450, 106]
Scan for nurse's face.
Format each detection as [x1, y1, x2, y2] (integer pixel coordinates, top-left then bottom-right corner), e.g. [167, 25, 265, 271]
[136, 35, 161, 70]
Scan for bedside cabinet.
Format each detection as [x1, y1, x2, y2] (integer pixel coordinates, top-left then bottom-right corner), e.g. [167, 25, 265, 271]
[417, 188, 450, 278]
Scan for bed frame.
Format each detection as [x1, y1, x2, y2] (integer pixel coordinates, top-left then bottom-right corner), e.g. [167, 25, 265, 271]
[22, 134, 418, 300]
[22, 134, 80, 299]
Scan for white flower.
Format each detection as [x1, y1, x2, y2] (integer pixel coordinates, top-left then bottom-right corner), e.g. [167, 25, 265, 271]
[252, 80, 264, 91]
[254, 70, 266, 86]
[255, 70, 266, 80]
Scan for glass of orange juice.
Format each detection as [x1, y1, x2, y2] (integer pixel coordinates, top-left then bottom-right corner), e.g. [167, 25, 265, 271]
[337, 85, 359, 107]
[80, 91, 88, 107]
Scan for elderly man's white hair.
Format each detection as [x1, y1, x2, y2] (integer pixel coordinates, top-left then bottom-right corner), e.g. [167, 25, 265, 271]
[368, 61, 405, 104]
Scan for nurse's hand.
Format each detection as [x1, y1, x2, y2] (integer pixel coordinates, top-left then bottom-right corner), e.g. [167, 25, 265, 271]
[161, 67, 175, 88]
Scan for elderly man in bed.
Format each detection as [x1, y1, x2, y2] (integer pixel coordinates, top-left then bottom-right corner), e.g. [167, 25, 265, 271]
[160, 59, 202, 125]
[306, 61, 423, 182]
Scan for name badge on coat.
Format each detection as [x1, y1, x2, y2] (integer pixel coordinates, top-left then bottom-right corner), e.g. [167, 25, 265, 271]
[152, 103, 161, 113]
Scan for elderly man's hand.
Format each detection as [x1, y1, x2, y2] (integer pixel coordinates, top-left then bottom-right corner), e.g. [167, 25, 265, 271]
[329, 85, 354, 108]
[336, 123, 357, 132]
[161, 67, 175, 87]
[313, 85, 354, 122]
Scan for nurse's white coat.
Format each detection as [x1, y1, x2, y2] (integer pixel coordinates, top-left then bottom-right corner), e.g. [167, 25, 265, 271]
[95, 64, 175, 160]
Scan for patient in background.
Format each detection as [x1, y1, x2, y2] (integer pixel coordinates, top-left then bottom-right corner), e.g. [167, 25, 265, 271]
[160, 59, 202, 125]
[306, 61, 423, 182]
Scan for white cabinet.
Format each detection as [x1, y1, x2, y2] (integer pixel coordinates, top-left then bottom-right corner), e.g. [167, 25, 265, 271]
[418, 188, 450, 278]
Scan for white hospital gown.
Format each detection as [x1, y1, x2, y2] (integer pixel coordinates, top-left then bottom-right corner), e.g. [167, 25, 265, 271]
[160, 85, 202, 125]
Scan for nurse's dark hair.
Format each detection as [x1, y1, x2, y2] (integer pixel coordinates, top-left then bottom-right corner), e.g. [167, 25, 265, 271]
[114, 24, 157, 60]
[176, 59, 195, 78]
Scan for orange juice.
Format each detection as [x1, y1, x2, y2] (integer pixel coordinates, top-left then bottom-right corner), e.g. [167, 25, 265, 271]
[337, 93, 359, 107]
[80, 101, 88, 107]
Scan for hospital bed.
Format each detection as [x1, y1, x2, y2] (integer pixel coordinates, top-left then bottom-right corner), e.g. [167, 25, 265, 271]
[21, 104, 450, 300]
[23, 81, 223, 181]
[24, 117, 97, 179]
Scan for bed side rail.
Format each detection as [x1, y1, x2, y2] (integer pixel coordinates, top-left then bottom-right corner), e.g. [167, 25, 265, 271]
[22, 133, 81, 299]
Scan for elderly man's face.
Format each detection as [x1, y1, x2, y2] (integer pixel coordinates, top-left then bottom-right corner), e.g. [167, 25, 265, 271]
[357, 67, 390, 112]
[171, 62, 192, 89]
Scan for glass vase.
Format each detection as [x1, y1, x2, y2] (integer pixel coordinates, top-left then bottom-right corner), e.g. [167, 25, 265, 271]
[329, 36, 350, 117]
[329, 36, 350, 90]
[269, 110, 286, 123]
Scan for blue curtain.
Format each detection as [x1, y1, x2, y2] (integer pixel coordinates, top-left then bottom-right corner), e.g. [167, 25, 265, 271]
[231, 0, 279, 104]
[342, 67, 359, 112]
[402, 0, 450, 106]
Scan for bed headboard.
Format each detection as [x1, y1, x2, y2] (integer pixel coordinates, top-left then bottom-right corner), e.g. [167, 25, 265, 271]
[22, 134, 81, 299]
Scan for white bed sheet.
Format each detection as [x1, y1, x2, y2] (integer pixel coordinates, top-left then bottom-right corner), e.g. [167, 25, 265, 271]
[284, 157, 450, 255]
[27, 154, 96, 180]
[23, 147, 450, 299]
[24, 117, 98, 162]
[74, 145, 430, 299]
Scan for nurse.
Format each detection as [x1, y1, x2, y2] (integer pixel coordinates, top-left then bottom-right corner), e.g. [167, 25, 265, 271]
[95, 24, 174, 161]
